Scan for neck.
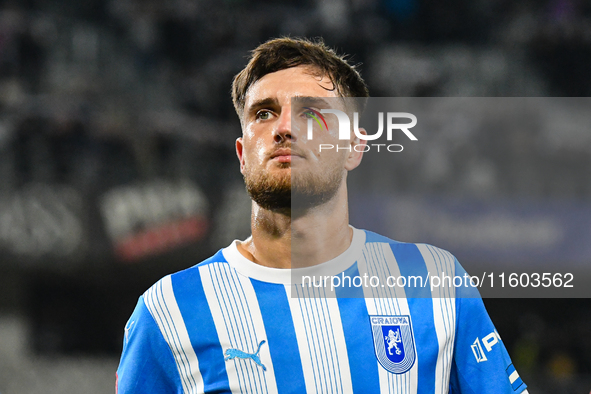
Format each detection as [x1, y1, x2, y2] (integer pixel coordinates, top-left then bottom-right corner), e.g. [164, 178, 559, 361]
[236, 183, 353, 269]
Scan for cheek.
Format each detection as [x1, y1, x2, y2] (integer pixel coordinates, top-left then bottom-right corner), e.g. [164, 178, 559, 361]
[241, 134, 267, 166]
[253, 139, 267, 163]
[314, 146, 349, 168]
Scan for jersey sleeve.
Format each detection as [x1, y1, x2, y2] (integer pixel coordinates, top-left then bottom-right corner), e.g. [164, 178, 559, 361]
[116, 296, 183, 393]
[449, 262, 528, 394]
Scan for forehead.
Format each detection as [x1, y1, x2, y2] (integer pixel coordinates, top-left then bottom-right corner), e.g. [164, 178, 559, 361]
[244, 65, 338, 110]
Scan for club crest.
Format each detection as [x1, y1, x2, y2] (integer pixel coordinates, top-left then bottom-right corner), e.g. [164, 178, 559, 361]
[370, 315, 416, 374]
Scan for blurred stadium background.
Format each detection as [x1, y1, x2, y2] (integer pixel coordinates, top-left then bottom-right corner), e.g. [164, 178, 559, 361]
[0, 0, 590, 392]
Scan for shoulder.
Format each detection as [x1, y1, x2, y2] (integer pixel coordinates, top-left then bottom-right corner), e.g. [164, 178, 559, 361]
[358, 229, 471, 288]
[360, 228, 459, 263]
[140, 247, 232, 321]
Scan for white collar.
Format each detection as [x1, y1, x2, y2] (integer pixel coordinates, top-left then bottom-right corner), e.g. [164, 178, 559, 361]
[221, 227, 366, 284]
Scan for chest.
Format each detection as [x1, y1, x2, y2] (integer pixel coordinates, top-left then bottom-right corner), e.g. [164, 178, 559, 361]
[185, 285, 453, 394]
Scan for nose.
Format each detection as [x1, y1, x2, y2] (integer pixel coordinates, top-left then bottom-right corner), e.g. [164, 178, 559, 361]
[273, 106, 294, 143]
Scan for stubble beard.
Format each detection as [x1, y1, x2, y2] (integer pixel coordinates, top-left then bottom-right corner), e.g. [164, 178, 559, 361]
[243, 162, 344, 212]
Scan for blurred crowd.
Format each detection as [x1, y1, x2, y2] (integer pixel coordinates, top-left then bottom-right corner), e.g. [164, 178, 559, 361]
[0, 0, 590, 199]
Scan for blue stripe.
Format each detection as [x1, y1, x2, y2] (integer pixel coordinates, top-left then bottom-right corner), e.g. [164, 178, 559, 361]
[506, 364, 516, 375]
[511, 377, 524, 391]
[118, 297, 183, 392]
[251, 279, 306, 394]
[391, 243, 437, 394]
[171, 262, 231, 392]
[335, 263, 381, 394]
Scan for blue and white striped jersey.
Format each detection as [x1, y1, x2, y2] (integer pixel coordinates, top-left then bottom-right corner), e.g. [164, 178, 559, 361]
[117, 228, 528, 394]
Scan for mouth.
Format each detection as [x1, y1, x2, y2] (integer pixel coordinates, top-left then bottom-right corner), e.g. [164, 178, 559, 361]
[270, 148, 302, 163]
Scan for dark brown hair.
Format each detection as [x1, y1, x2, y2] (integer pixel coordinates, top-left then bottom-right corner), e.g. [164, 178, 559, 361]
[232, 37, 369, 120]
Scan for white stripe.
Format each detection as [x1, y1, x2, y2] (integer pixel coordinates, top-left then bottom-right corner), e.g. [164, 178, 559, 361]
[359, 243, 418, 394]
[200, 263, 275, 394]
[286, 284, 353, 394]
[235, 272, 279, 394]
[509, 370, 519, 384]
[418, 244, 457, 394]
[144, 275, 203, 394]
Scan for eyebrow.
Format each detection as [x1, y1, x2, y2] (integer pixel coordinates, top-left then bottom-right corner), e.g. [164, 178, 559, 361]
[245, 97, 280, 118]
[244, 96, 335, 121]
[292, 96, 332, 107]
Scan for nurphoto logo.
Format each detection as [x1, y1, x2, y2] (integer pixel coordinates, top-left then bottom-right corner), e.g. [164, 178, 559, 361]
[305, 108, 418, 153]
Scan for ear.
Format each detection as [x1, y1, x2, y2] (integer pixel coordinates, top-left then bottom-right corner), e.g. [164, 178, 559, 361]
[236, 137, 246, 174]
[344, 127, 366, 171]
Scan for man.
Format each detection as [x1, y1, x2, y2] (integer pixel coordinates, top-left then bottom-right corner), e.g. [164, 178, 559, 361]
[117, 37, 528, 393]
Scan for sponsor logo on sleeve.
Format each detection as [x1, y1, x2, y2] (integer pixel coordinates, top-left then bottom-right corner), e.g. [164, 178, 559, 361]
[471, 331, 501, 362]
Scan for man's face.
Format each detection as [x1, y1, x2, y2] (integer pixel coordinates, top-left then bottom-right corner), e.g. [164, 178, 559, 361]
[236, 65, 364, 211]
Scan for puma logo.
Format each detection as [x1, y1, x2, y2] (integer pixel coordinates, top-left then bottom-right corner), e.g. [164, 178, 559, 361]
[224, 340, 267, 371]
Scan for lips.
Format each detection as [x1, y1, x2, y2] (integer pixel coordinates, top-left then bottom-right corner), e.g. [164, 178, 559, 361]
[270, 148, 302, 163]
[270, 149, 292, 163]
[270, 148, 292, 159]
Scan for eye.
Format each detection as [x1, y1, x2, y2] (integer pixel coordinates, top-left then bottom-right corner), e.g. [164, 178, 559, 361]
[256, 110, 272, 120]
[303, 110, 315, 119]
